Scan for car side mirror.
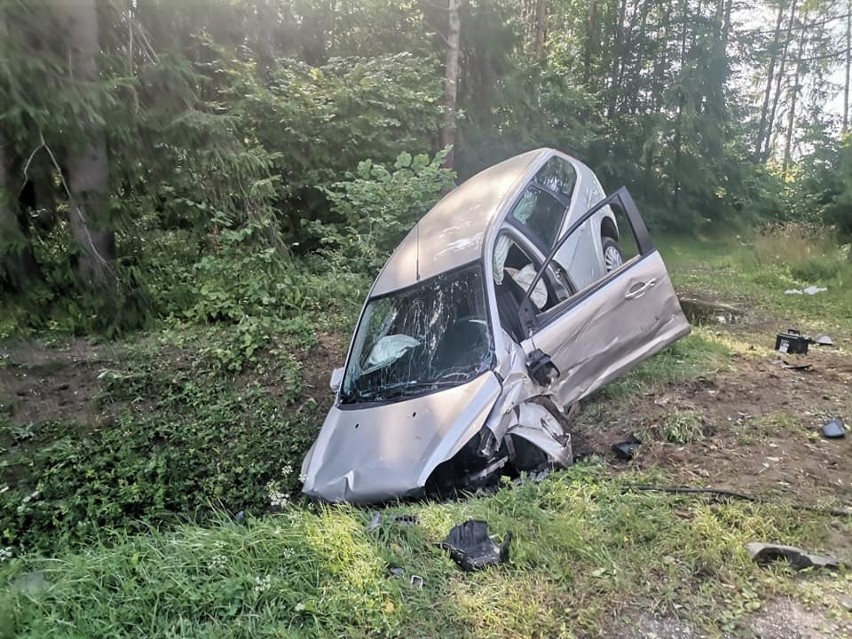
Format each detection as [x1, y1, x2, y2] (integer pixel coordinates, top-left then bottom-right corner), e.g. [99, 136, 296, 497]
[329, 367, 345, 392]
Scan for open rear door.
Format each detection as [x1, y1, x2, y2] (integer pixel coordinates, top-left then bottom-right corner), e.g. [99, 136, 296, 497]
[516, 188, 690, 408]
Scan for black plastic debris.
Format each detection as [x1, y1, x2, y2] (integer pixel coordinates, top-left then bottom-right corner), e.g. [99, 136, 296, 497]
[811, 334, 834, 346]
[775, 329, 809, 355]
[781, 360, 812, 371]
[746, 542, 840, 571]
[821, 417, 846, 439]
[392, 514, 419, 525]
[440, 520, 512, 571]
[612, 435, 642, 460]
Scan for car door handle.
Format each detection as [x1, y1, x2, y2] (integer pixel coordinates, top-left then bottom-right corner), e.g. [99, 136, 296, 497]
[625, 278, 657, 300]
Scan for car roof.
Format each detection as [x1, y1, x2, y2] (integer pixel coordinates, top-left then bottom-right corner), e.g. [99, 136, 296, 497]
[371, 148, 554, 296]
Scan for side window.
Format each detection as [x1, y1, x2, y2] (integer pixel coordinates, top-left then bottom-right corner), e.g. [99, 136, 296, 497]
[535, 156, 577, 201]
[521, 194, 644, 328]
[509, 186, 565, 250]
[554, 202, 640, 308]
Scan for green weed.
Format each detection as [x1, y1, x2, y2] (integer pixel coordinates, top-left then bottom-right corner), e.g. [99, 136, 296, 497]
[0, 330, 321, 551]
[0, 466, 842, 638]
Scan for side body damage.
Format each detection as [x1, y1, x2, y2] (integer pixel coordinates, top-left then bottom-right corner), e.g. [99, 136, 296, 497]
[301, 148, 690, 503]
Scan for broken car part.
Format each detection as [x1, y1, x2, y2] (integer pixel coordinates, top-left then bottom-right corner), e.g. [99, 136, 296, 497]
[301, 148, 690, 503]
[775, 329, 809, 355]
[820, 417, 846, 439]
[811, 333, 834, 346]
[612, 435, 642, 460]
[440, 520, 512, 571]
[746, 542, 840, 571]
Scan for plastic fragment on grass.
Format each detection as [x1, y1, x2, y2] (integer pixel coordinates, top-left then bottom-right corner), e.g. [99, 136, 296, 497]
[820, 417, 846, 439]
[386, 565, 404, 578]
[612, 435, 642, 460]
[746, 542, 840, 571]
[367, 512, 382, 533]
[811, 334, 834, 346]
[439, 520, 512, 571]
[784, 286, 827, 296]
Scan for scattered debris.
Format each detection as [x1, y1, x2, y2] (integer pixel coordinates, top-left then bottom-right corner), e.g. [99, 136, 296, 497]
[612, 435, 642, 460]
[679, 297, 743, 326]
[820, 417, 846, 439]
[775, 329, 809, 355]
[811, 333, 834, 346]
[392, 514, 419, 525]
[780, 360, 812, 371]
[409, 574, 424, 589]
[746, 542, 840, 571]
[511, 467, 552, 486]
[784, 286, 827, 295]
[386, 565, 405, 578]
[439, 520, 512, 571]
[367, 512, 382, 533]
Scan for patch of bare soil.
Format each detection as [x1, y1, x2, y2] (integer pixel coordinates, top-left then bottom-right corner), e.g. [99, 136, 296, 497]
[578, 343, 852, 510]
[744, 597, 852, 639]
[299, 331, 348, 415]
[0, 339, 124, 426]
[611, 596, 851, 639]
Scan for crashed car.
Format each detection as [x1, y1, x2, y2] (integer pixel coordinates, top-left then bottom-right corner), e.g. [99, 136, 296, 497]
[301, 148, 690, 503]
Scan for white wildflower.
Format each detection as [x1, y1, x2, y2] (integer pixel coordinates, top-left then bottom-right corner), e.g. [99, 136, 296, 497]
[254, 575, 272, 594]
[281, 464, 293, 476]
[0, 547, 13, 562]
[294, 602, 306, 612]
[266, 480, 289, 508]
[207, 554, 227, 570]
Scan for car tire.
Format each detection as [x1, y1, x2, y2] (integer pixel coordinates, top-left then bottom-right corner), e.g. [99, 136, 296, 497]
[602, 236, 624, 273]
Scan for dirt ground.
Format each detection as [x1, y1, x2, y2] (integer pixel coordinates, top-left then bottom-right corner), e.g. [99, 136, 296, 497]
[1, 303, 850, 638]
[577, 345, 852, 508]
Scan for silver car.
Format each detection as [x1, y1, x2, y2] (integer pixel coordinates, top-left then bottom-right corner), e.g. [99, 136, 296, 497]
[301, 148, 690, 503]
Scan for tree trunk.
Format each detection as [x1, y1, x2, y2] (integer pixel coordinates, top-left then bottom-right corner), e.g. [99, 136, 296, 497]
[441, 0, 461, 169]
[672, 0, 689, 213]
[756, 2, 785, 157]
[782, 23, 807, 173]
[606, 0, 628, 119]
[532, 0, 547, 58]
[57, 0, 116, 286]
[0, 6, 39, 291]
[583, 0, 598, 85]
[843, 0, 851, 135]
[764, 0, 798, 161]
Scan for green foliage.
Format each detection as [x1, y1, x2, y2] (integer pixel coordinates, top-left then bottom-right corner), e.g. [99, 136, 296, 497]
[0, 466, 835, 637]
[0, 334, 317, 551]
[308, 150, 456, 272]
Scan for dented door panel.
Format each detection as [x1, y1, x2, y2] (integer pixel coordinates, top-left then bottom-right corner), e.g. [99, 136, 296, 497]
[521, 251, 690, 408]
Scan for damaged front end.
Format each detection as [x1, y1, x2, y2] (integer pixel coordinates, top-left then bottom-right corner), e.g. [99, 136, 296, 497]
[300, 264, 575, 504]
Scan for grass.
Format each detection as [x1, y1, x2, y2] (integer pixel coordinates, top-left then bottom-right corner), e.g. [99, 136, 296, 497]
[0, 465, 837, 638]
[660, 228, 852, 334]
[1, 228, 850, 637]
[0, 327, 323, 551]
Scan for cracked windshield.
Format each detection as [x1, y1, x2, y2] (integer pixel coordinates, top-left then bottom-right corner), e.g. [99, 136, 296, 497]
[340, 265, 492, 404]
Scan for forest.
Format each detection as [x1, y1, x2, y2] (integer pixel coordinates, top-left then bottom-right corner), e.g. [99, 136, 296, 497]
[1, 2, 851, 637]
[1, 0, 850, 338]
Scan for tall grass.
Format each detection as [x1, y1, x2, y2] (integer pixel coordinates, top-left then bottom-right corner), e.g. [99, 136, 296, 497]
[0, 466, 836, 638]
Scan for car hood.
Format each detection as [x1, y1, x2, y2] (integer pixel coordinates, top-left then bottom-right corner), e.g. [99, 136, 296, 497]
[301, 372, 502, 503]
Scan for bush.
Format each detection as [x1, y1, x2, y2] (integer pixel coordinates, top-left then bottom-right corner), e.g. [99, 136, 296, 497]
[306, 150, 456, 272]
[0, 336, 318, 551]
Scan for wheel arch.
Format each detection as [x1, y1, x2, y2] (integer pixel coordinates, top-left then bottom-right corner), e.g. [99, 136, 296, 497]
[600, 213, 619, 241]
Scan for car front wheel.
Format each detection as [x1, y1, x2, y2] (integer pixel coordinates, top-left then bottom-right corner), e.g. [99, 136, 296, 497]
[602, 236, 624, 273]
